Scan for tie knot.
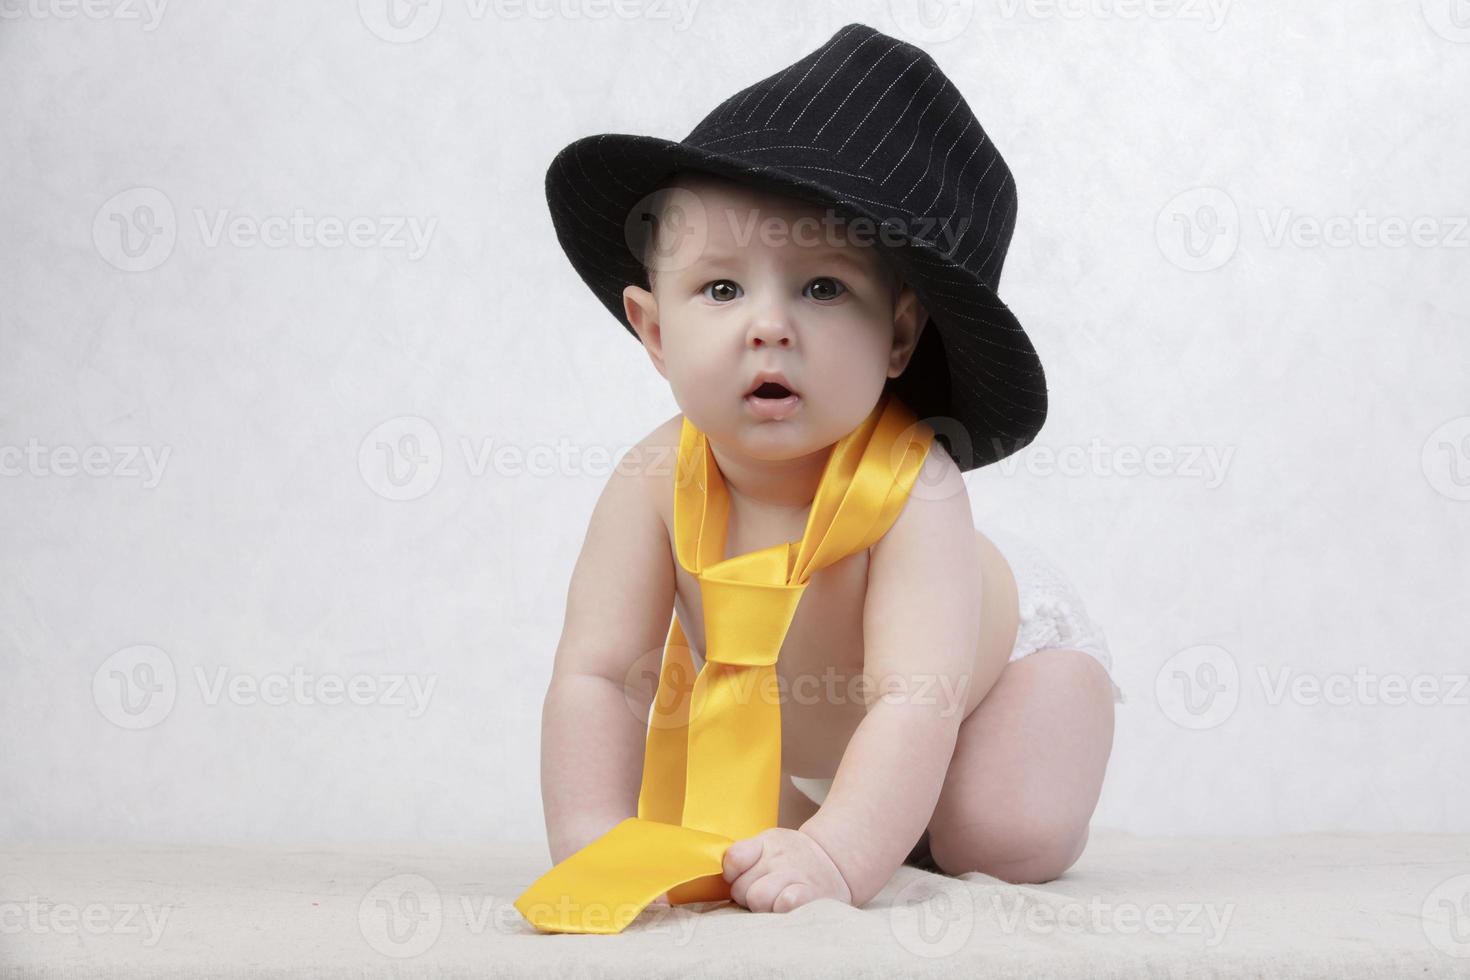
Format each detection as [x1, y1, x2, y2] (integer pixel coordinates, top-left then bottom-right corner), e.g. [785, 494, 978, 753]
[699, 576, 808, 667]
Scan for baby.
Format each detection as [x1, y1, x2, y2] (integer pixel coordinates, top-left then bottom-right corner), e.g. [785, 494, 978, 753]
[533, 23, 1124, 921]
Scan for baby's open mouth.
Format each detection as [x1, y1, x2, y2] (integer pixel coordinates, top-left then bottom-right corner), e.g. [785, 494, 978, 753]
[750, 381, 794, 399]
[744, 379, 802, 421]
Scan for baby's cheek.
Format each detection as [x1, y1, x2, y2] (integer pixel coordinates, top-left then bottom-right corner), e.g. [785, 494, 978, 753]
[668, 349, 735, 401]
[661, 357, 740, 431]
[810, 346, 887, 409]
[687, 357, 734, 393]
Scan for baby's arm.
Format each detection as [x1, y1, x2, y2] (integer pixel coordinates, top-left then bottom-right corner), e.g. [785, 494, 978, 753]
[539, 432, 676, 864]
[798, 450, 989, 905]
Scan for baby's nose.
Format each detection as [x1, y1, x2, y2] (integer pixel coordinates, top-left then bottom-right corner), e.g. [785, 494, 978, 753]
[747, 318, 796, 348]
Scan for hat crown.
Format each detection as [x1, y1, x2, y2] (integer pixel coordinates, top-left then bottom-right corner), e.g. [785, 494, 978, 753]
[543, 21, 1049, 474]
[678, 22, 1018, 292]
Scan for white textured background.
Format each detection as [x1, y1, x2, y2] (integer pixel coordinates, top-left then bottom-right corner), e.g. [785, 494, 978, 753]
[2, 1, 1467, 844]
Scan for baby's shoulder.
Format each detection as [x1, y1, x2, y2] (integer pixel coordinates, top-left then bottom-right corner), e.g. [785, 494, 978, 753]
[612, 413, 681, 473]
[871, 441, 971, 557]
[640, 412, 685, 450]
[615, 413, 683, 526]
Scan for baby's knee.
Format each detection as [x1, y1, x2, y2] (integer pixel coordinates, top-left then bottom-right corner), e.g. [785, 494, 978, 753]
[930, 817, 1089, 884]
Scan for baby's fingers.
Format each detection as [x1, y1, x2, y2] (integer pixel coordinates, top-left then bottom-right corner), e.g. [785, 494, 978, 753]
[771, 881, 812, 914]
[722, 836, 763, 884]
[740, 871, 806, 914]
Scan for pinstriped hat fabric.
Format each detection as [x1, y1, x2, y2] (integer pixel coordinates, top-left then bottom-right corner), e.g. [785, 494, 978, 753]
[545, 21, 1046, 471]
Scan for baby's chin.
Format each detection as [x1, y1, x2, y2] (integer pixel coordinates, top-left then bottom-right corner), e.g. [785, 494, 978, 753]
[728, 430, 833, 466]
[698, 403, 862, 465]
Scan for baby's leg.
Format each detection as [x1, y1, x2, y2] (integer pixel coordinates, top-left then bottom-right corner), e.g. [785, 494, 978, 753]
[923, 648, 1115, 883]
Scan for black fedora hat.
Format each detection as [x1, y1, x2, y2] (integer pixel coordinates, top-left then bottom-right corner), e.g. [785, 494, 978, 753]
[544, 21, 1046, 472]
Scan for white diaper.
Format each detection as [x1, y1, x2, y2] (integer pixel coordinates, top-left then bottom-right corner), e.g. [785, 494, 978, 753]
[983, 525, 1126, 706]
[789, 526, 1125, 807]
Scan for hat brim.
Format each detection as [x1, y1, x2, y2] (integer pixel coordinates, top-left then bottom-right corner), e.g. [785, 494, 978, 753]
[545, 132, 1047, 471]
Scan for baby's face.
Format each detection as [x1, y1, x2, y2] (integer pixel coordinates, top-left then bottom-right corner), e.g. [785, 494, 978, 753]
[622, 173, 926, 465]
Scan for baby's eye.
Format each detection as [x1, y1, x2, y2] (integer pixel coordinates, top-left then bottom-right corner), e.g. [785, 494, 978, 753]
[805, 277, 847, 301]
[701, 280, 742, 302]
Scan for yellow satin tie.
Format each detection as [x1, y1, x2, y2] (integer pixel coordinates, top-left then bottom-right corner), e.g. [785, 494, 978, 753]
[515, 391, 934, 934]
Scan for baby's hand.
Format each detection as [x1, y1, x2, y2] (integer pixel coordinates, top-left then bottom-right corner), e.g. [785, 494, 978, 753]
[721, 828, 853, 913]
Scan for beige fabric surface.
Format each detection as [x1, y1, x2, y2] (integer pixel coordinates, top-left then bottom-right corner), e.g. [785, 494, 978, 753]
[3, 829, 1468, 978]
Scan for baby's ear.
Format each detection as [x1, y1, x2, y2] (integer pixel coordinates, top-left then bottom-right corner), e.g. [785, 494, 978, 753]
[887, 284, 928, 377]
[623, 284, 668, 379]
